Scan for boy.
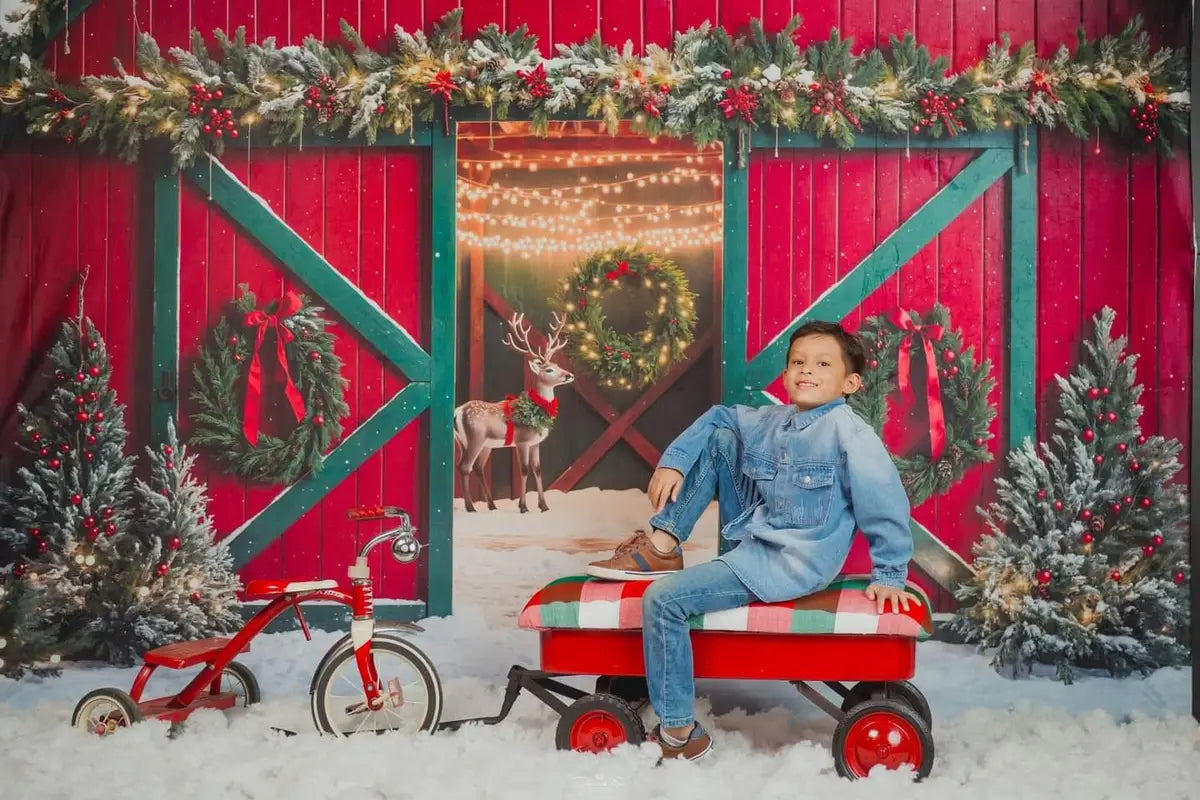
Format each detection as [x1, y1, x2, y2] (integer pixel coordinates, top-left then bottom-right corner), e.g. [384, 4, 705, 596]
[585, 320, 914, 762]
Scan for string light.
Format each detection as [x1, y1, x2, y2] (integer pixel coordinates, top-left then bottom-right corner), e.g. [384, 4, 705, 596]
[460, 150, 718, 170]
[457, 222, 721, 257]
[456, 201, 721, 230]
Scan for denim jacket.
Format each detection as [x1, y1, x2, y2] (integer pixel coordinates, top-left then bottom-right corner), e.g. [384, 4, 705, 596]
[657, 397, 913, 602]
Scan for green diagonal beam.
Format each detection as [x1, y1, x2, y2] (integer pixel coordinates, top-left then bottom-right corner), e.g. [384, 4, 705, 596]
[910, 519, 975, 587]
[226, 381, 431, 566]
[183, 156, 431, 381]
[744, 147, 1014, 391]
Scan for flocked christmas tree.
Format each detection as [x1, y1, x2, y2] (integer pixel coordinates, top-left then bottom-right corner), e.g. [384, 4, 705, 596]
[0, 293, 241, 669]
[0, 310, 140, 665]
[104, 417, 241, 661]
[951, 307, 1190, 682]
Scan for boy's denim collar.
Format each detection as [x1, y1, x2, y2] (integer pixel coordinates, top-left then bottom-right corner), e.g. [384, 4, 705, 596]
[784, 396, 846, 430]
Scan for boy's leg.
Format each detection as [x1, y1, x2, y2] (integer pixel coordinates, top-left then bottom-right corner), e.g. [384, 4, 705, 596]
[586, 427, 756, 581]
[641, 559, 757, 760]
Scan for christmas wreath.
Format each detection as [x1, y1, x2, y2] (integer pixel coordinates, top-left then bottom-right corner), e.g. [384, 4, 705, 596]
[551, 246, 697, 389]
[188, 286, 349, 485]
[847, 304, 997, 506]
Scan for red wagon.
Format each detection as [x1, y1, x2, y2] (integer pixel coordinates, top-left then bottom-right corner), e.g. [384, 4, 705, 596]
[437, 574, 936, 780]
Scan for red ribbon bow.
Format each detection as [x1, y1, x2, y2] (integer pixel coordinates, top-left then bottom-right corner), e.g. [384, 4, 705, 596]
[717, 86, 759, 123]
[501, 391, 559, 445]
[1028, 70, 1061, 110]
[516, 63, 552, 99]
[891, 309, 947, 461]
[242, 291, 308, 445]
[605, 260, 636, 281]
[425, 70, 456, 135]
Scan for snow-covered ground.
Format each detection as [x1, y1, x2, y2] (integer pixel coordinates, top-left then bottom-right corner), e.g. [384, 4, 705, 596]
[2, 488, 1196, 799]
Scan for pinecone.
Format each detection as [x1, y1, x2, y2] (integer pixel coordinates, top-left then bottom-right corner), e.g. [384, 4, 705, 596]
[936, 459, 954, 480]
[582, 75, 598, 90]
[484, 57, 501, 72]
[1090, 516, 1105, 532]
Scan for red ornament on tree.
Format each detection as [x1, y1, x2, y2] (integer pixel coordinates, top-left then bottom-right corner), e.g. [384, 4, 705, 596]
[721, 69, 732, 80]
[70, 493, 82, 505]
[31, 432, 42, 443]
[29, 527, 40, 537]
[1152, 535, 1164, 547]
[1087, 387, 1100, 399]
[48, 458, 61, 469]
[1053, 500, 1064, 511]
[1110, 570, 1122, 582]
[313, 415, 325, 425]
[167, 536, 182, 551]
[39, 447, 49, 457]
[1079, 509, 1093, 521]
[83, 516, 96, 528]
[1105, 412, 1117, 423]
[1174, 572, 1187, 584]
[75, 411, 90, 423]
[309, 351, 321, 361]
[1110, 502, 1122, 514]
[156, 563, 170, 576]
[1142, 545, 1155, 557]
[1117, 443, 1128, 454]
[13, 562, 26, 577]
[1123, 495, 1133, 505]
[74, 395, 86, 406]
[1036, 570, 1052, 585]
[1129, 461, 1141, 473]
[104, 522, 116, 536]
[102, 507, 114, 519]
[86, 435, 97, 445]
[1094, 454, 1104, 465]
[1139, 497, 1152, 508]
[1081, 428, 1095, 443]
[86, 529, 99, 541]
[93, 411, 105, 422]
[191, 592, 202, 603]
[75, 372, 86, 382]
[88, 366, 101, 377]
[164, 446, 173, 456]
[37, 539, 48, 553]
[1080, 532, 1094, 545]
[1037, 489, 1047, 499]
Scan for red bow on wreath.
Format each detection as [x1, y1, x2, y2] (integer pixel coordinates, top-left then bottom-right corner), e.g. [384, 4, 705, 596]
[425, 70, 457, 135]
[605, 260, 636, 281]
[242, 290, 308, 445]
[517, 63, 552, 99]
[891, 308, 947, 461]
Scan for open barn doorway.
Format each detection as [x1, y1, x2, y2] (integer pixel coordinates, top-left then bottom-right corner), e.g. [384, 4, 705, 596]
[451, 121, 724, 607]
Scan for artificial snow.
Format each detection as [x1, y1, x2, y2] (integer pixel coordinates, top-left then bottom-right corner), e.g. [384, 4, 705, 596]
[2, 488, 1196, 798]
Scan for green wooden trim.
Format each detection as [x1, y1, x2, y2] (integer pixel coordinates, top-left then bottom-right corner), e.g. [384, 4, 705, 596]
[748, 129, 1015, 151]
[227, 382, 432, 567]
[150, 161, 180, 445]
[424, 122, 457, 618]
[720, 133, 751, 407]
[238, 600, 427, 632]
[32, 0, 95, 58]
[182, 156, 432, 381]
[743, 147, 1015, 393]
[1008, 129, 1038, 449]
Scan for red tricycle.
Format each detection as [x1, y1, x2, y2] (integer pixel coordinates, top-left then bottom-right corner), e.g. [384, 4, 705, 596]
[434, 574, 936, 780]
[70, 506, 443, 738]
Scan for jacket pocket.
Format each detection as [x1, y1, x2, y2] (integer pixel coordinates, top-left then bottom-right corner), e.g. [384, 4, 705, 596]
[788, 461, 835, 527]
[741, 450, 779, 482]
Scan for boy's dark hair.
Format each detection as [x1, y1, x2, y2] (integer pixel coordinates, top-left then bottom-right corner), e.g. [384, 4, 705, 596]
[786, 320, 867, 375]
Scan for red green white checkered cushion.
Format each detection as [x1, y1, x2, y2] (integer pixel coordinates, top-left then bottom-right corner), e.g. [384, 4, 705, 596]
[517, 575, 933, 639]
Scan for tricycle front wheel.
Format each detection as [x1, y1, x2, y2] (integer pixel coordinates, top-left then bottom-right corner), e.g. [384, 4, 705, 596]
[310, 634, 442, 737]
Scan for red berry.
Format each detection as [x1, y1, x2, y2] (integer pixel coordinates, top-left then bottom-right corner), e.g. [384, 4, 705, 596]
[1142, 545, 1155, 557]
[1080, 509, 1092, 521]
[76, 372, 86, 382]
[203, 124, 213, 133]
[868, 359, 878, 368]
[313, 415, 325, 425]
[1152, 535, 1164, 547]
[163, 445, 173, 456]
[86, 391, 98, 402]
[84, 452, 93, 461]
[1053, 500, 1064, 511]
[70, 493, 82, 505]
[1105, 412, 1117, 423]
[29, 527, 40, 537]
[1094, 454, 1104, 464]
[104, 522, 116, 536]
[156, 563, 169, 576]
[1130, 461, 1141, 472]
[1110, 570, 1122, 582]
[659, 84, 670, 94]
[912, 125, 921, 133]
[1080, 533, 1094, 545]
[191, 592, 202, 602]
[87, 530, 99, 541]
[1037, 570, 1051, 585]
[89, 366, 101, 377]
[722, 69, 732, 80]
[167, 536, 181, 551]
[31, 432, 42, 443]
[309, 351, 321, 361]
[811, 105, 822, 115]
[1136, 434, 1147, 445]
[1139, 497, 1152, 508]
[75, 411, 89, 423]
[102, 507, 114, 518]
[1117, 443, 1128, 453]
[1037, 489, 1047, 499]
[1081, 428, 1095, 442]
[214, 129, 223, 138]
[37, 540, 48, 553]
[230, 129, 240, 139]
[1175, 572, 1187, 584]
[974, 437, 985, 447]
[1110, 502, 1122, 514]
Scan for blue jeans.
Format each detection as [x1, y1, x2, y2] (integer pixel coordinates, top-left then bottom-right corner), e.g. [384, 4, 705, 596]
[642, 428, 760, 728]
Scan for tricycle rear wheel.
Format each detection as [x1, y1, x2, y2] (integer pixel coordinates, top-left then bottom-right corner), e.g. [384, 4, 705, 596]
[219, 660, 261, 707]
[71, 688, 142, 737]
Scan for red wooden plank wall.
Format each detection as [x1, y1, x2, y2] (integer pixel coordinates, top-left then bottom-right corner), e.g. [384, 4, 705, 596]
[0, 0, 1191, 605]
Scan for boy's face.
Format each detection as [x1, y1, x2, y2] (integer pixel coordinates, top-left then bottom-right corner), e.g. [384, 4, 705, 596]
[782, 334, 862, 411]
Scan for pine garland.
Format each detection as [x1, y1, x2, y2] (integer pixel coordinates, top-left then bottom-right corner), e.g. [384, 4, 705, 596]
[0, 11, 1188, 168]
[551, 245, 697, 389]
[188, 285, 349, 485]
[508, 392, 555, 433]
[848, 304, 997, 506]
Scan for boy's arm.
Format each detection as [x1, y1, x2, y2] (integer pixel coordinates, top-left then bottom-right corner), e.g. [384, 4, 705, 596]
[657, 404, 743, 476]
[844, 428, 913, 588]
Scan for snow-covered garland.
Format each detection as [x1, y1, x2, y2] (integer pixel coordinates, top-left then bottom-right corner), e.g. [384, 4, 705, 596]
[188, 285, 349, 486]
[0, 10, 1189, 168]
[848, 305, 997, 507]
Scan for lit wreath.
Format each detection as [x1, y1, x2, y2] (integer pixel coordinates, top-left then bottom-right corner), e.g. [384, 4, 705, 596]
[847, 304, 997, 506]
[188, 285, 349, 485]
[551, 246, 697, 389]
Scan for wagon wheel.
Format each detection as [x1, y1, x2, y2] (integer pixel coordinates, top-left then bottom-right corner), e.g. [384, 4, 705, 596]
[555, 693, 645, 753]
[838, 680, 932, 728]
[71, 688, 142, 737]
[594, 675, 649, 706]
[832, 698, 935, 781]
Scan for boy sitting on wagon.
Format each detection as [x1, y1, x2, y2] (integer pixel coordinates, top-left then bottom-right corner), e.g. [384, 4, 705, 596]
[585, 320, 915, 762]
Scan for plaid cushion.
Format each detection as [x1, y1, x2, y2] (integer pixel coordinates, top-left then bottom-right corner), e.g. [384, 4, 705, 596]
[517, 575, 933, 639]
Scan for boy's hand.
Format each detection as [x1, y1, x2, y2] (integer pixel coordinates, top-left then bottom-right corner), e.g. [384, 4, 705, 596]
[647, 468, 685, 512]
[864, 584, 913, 614]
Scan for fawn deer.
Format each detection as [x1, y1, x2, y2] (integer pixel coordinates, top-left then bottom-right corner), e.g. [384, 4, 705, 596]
[453, 312, 573, 513]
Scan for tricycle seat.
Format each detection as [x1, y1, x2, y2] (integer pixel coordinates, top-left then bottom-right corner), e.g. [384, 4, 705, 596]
[244, 578, 338, 597]
[143, 637, 246, 669]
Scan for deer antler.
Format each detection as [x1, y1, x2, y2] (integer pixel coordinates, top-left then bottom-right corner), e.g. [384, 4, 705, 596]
[501, 312, 540, 361]
[541, 311, 570, 363]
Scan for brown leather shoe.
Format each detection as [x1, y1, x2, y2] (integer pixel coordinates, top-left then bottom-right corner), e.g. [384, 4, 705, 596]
[652, 723, 713, 763]
[586, 531, 683, 581]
